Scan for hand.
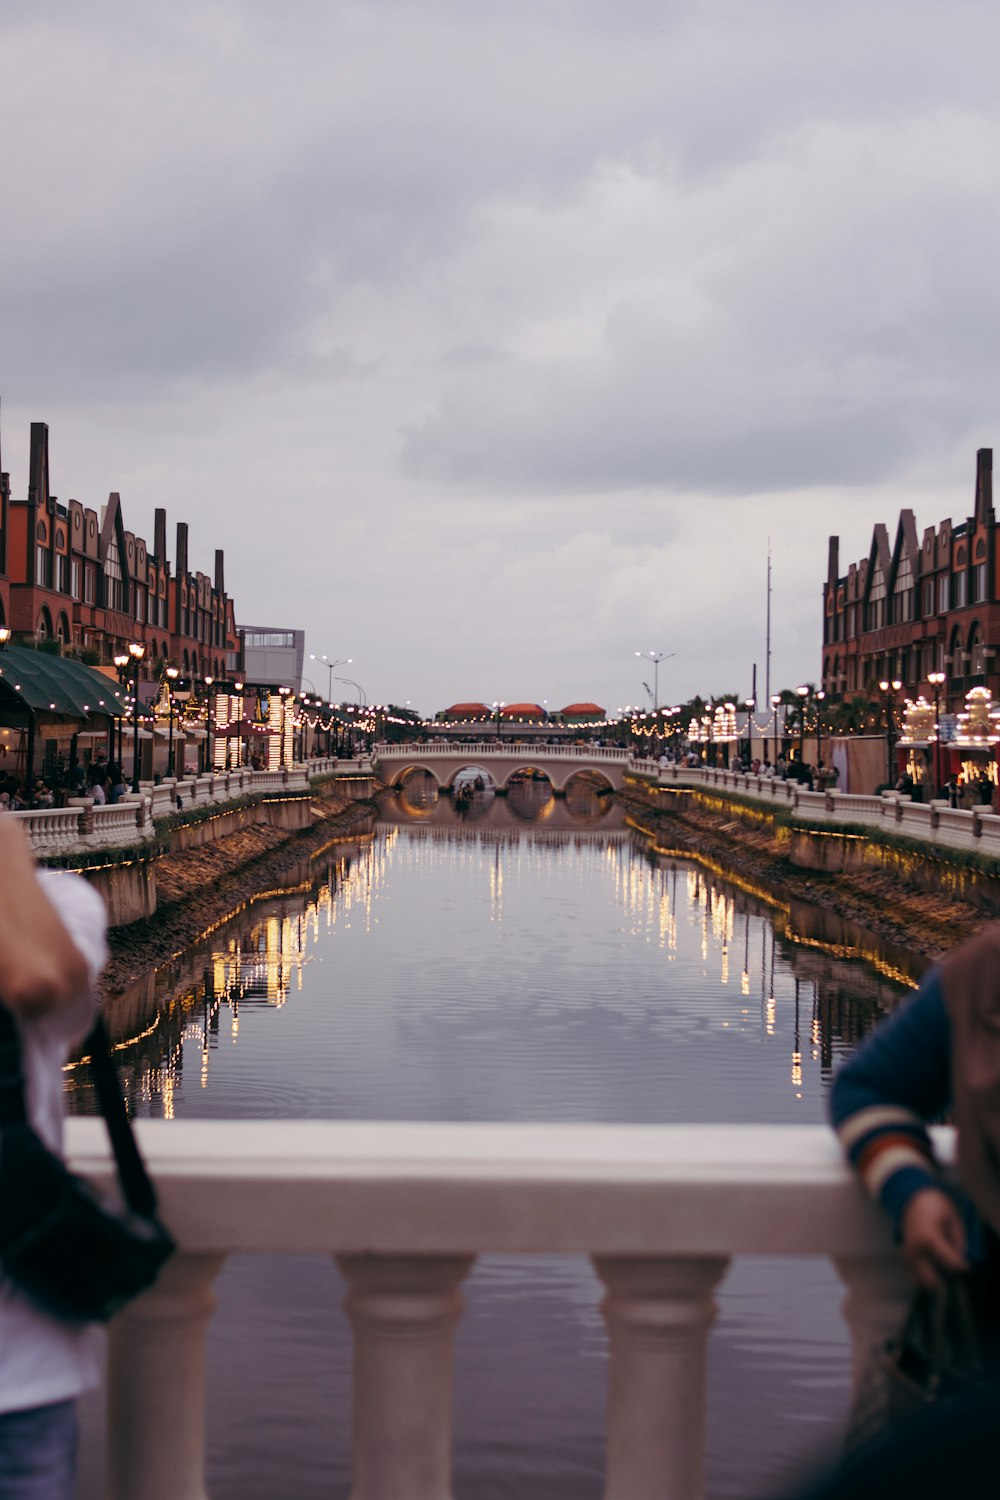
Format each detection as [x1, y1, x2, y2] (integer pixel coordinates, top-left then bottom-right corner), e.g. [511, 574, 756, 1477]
[900, 1187, 969, 1291]
[0, 820, 89, 1019]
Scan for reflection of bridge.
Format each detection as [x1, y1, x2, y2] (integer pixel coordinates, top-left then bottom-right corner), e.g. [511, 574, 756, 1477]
[374, 741, 631, 792]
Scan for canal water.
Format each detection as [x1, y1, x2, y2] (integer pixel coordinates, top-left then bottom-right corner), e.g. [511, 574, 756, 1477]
[71, 777, 922, 1499]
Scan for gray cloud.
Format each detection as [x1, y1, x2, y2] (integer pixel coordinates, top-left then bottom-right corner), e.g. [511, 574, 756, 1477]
[2, 0, 1000, 709]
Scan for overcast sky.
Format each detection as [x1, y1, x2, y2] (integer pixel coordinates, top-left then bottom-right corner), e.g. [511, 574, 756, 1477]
[2, 1, 999, 717]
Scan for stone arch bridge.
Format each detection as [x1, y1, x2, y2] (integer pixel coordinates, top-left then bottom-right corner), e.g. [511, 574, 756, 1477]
[373, 741, 631, 793]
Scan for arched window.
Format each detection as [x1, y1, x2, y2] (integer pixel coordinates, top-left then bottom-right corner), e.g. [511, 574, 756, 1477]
[56, 613, 70, 644]
[183, 649, 190, 672]
[969, 624, 987, 676]
[949, 626, 964, 676]
[37, 607, 53, 639]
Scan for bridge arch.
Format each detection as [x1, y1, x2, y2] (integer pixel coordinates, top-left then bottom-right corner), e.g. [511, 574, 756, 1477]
[374, 743, 629, 795]
[385, 763, 444, 791]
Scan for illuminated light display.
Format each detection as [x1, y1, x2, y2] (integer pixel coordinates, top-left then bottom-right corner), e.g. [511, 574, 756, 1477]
[898, 696, 937, 745]
[953, 686, 1000, 747]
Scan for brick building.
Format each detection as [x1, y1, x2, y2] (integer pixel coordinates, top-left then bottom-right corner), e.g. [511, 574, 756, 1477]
[0, 419, 241, 683]
[823, 447, 999, 714]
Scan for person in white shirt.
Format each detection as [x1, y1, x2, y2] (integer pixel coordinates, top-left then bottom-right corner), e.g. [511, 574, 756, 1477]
[0, 820, 108, 1499]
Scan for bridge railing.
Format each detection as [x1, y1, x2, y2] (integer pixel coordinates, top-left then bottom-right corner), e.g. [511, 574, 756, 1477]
[70, 1119, 915, 1500]
[375, 741, 631, 760]
[629, 759, 1000, 858]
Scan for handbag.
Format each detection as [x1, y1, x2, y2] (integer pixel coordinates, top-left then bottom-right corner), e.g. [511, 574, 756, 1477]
[844, 1278, 984, 1462]
[0, 1006, 175, 1323]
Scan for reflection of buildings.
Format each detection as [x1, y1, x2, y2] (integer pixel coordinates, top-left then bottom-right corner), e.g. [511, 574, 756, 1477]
[630, 850, 920, 1092]
[67, 815, 923, 1123]
[66, 836, 382, 1117]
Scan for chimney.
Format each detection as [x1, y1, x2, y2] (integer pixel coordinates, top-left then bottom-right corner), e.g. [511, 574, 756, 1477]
[827, 535, 839, 585]
[176, 521, 188, 580]
[976, 448, 994, 525]
[214, 548, 224, 596]
[27, 422, 49, 511]
[154, 508, 167, 565]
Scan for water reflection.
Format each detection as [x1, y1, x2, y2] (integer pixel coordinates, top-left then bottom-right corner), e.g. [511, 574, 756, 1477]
[73, 811, 919, 1125]
[71, 810, 929, 1500]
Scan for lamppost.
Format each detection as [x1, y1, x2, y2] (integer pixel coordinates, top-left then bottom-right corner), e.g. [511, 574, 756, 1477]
[815, 689, 826, 769]
[795, 684, 809, 763]
[165, 666, 179, 777]
[878, 677, 902, 787]
[335, 677, 367, 707]
[113, 653, 129, 769]
[634, 650, 676, 711]
[744, 697, 756, 767]
[928, 670, 946, 795]
[492, 701, 506, 742]
[204, 676, 215, 775]
[770, 694, 781, 767]
[128, 641, 146, 793]
[309, 653, 351, 702]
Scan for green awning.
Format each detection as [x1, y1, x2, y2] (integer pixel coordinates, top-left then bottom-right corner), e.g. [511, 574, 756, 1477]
[0, 646, 127, 719]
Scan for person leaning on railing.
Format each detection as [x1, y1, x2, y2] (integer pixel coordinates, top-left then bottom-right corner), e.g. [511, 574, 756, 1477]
[0, 818, 109, 1499]
[765, 931, 1000, 1500]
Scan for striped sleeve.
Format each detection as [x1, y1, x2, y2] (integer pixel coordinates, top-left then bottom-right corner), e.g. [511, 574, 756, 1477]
[829, 969, 950, 1228]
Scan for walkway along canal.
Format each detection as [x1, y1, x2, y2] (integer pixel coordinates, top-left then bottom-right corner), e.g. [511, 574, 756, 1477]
[66, 781, 926, 1500]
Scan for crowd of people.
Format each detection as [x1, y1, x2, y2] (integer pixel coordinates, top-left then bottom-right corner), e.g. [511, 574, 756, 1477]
[653, 744, 840, 789]
[0, 751, 130, 814]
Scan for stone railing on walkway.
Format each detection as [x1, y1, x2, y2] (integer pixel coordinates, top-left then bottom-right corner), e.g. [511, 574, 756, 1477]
[630, 759, 1000, 858]
[8, 757, 373, 858]
[378, 740, 631, 760]
[68, 1120, 920, 1500]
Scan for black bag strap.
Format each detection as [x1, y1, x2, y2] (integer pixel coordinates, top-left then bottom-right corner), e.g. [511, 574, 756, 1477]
[83, 1017, 159, 1218]
[0, 1006, 27, 1128]
[0, 1005, 159, 1219]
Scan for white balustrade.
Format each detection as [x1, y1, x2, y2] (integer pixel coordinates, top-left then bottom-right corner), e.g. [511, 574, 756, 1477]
[64, 1120, 922, 1500]
[8, 765, 351, 857]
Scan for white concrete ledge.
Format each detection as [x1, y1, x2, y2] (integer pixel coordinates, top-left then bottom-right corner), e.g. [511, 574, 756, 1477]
[64, 1120, 927, 1500]
[66, 1119, 925, 1256]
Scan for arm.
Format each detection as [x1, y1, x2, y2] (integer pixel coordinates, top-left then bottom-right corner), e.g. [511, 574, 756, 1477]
[830, 972, 967, 1287]
[830, 971, 951, 1224]
[0, 819, 91, 1020]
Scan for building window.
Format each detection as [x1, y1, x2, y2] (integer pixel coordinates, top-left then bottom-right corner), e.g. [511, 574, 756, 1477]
[104, 531, 124, 612]
[36, 546, 52, 588]
[866, 565, 887, 631]
[973, 562, 988, 603]
[971, 632, 987, 674]
[71, 560, 81, 599]
[953, 571, 968, 609]
[56, 554, 69, 593]
[938, 574, 949, 613]
[892, 553, 914, 624]
[922, 578, 934, 616]
[84, 566, 95, 605]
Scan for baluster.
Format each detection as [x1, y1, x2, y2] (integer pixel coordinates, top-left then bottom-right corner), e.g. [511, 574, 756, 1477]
[832, 1253, 912, 1394]
[594, 1254, 729, 1500]
[106, 1252, 225, 1500]
[337, 1253, 474, 1500]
